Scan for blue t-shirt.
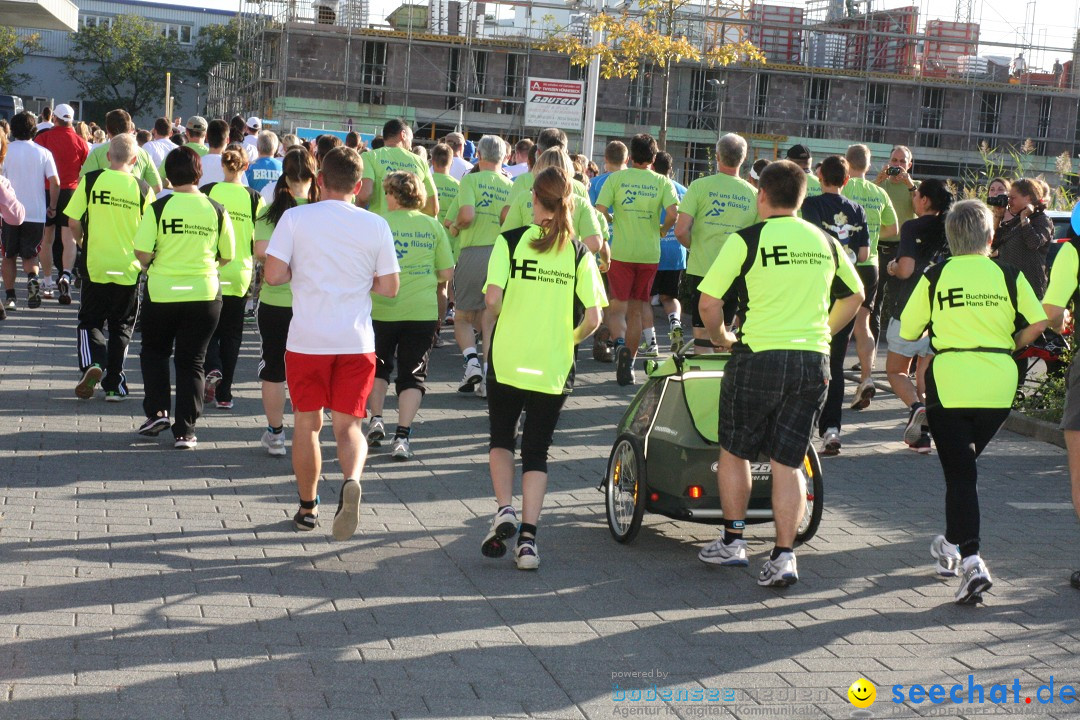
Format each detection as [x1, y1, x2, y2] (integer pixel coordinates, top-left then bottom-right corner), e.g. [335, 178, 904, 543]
[589, 171, 612, 207]
[245, 157, 283, 193]
[658, 180, 687, 271]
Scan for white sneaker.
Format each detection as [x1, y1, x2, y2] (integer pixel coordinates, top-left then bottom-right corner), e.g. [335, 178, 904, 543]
[821, 427, 841, 456]
[458, 359, 482, 392]
[367, 416, 385, 447]
[261, 429, 287, 457]
[474, 378, 487, 399]
[758, 551, 798, 587]
[42, 278, 56, 299]
[698, 537, 748, 566]
[955, 555, 993, 604]
[481, 506, 518, 558]
[930, 535, 961, 577]
[515, 539, 540, 570]
[390, 436, 412, 461]
[850, 379, 876, 410]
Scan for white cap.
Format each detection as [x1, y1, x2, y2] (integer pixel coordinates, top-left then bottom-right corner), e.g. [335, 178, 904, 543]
[246, 116, 261, 130]
[53, 104, 76, 122]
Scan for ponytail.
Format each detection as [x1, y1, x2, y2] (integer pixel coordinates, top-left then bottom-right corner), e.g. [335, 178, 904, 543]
[531, 166, 573, 254]
[262, 147, 319, 226]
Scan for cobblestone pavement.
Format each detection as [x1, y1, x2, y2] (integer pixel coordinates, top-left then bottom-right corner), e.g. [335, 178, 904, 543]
[1, 297, 1078, 720]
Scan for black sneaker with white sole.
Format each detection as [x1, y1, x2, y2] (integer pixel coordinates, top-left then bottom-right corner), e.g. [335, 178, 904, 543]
[137, 414, 171, 436]
[27, 277, 41, 309]
[75, 365, 103, 399]
[481, 506, 519, 558]
[903, 403, 927, 446]
[57, 274, 72, 305]
[615, 344, 635, 386]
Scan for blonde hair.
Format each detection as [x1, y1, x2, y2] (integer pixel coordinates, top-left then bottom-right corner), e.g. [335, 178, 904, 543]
[383, 170, 425, 210]
[533, 148, 574, 176]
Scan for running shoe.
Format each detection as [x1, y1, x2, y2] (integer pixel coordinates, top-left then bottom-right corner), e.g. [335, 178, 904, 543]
[293, 508, 319, 531]
[669, 323, 684, 354]
[215, 399, 233, 410]
[930, 534, 961, 578]
[4, 298, 15, 311]
[261, 429, 287, 457]
[955, 556, 992, 605]
[367, 417, 386, 447]
[615, 344, 635, 386]
[174, 436, 198, 450]
[850, 379, 876, 410]
[481, 506, 519, 558]
[444, 306, 455, 326]
[639, 340, 660, 358]
[903, 404, 927, 446]
[331, 478, 362, 541]
[911, 432, 932, 454]
[515, 539, 540, 570]
[390, 436, 412, 461]
[137, 414, 171, 436]
[475, 378, 487, 399]
[758, 551, 798, 587]
[204, 370, 222, 403]
[27, 276, 41, 309]
[458, 358, 482, 392]
[41, 278, 55, 299]
[698, 537, 749, 566]
[75, 365, 103, 399]
[592, 325, 613, 363]
[57, 274, 71, 305]
[821, 427, 841, 457]
[104, 391, 124, 403]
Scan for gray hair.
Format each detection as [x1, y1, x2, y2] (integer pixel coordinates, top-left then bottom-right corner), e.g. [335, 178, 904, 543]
[716, 133, 747, 169]
[945, 199, 993, 256]
[445, 132, 465, 151]
[108, 134, 137, 165]
[281, 133, 300, 149]
[257, 130, 279, 157]
[477, 135, 504, 164]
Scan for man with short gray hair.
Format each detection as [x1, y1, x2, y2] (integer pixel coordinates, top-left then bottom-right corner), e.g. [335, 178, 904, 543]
[245, 130, 283, 193]
[64, 133, 153, 401]
[674, 133, 759, 351]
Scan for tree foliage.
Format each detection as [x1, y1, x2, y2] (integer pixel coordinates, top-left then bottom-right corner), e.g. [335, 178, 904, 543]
[64, 15, 188, 117]
[540, 0, 764, 148]
[0, 27, 43, 92]
[192, 18, 241, 83]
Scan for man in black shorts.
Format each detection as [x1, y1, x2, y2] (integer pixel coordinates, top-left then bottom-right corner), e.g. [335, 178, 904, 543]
[695, 161, 864, 587]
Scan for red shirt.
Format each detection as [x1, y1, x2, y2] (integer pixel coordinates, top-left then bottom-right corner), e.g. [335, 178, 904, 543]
[34, 126, 89, 189]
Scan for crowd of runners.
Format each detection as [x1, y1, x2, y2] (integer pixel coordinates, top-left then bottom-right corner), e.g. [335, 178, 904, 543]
[0, 105, 1078, 602]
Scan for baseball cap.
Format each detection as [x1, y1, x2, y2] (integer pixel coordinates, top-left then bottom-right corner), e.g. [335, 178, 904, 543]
[246, 116, 261, 130]
[186, 116, 208, 132]
[786, 144, 811, 161]
[53, 104, 75, 122]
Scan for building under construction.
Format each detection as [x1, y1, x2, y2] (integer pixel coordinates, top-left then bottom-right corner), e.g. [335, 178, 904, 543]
[213, 0, 1080, 182]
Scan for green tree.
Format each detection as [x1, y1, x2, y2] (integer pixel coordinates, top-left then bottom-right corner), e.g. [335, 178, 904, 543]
[65, 15, 187, 117]
[540, 0, 763, 150]
[0, 27, 42, 92]
[192, 18, 241, 83]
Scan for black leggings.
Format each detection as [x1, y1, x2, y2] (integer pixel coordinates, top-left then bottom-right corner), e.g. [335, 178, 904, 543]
[205, 295, 246, 402]
[487, 376, 567, 473]
[926, 366, 1010, 558]
[819, 317, 855, 435]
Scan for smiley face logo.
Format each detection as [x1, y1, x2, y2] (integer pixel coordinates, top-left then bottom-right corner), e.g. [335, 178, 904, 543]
[848, 678, 876, 708]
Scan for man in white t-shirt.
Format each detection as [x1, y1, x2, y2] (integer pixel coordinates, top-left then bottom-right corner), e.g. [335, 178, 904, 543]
[445, 132, 474, 180]
[242, 117, 260, 162]
[264, 146, 400, 541]
[1, 111, 60, 310]
[143, 117, 179, 168]
[200, 119, 249, 186]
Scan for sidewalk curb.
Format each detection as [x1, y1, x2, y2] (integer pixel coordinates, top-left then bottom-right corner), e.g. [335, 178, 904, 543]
[843, 371, 1066, 449]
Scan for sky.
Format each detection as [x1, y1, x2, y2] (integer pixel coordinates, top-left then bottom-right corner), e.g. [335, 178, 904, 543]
[154, 0, 1078, 69]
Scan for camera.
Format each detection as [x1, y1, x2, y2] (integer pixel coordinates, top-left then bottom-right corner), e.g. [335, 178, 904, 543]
[987, 194, 1009, 207]
[886, 166, 903, 177]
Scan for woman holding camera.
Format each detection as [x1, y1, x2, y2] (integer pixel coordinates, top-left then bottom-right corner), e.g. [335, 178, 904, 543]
[987, 178, 1013, 230]
[992, 178, 1052, 298]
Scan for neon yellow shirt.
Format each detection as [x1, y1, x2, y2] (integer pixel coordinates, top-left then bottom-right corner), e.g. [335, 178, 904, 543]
[133, 193, 236, 302]
[842, 177, 898, 265]
[254, 198, 307, 308]
[63, 169, 151, 285]
[500, 192, 603, 245]
[202, 182, 264, 297]
[596, 167, 679, 264]
[433, 171, 459, 226]
[900, 255, 1047, 408]
[447, 170, 512, 250]
[805, 173, 822, 199]
[362, 146, 438, 217]
[372, 209, 454, 322]
[698, 216, 862, 354]
[506, 171, 588, 209]
[1043, 240, 1078, 309]
[81, 143, 161, 189]
[486, 225, 608, 394]
[678, 173, 758, 277]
